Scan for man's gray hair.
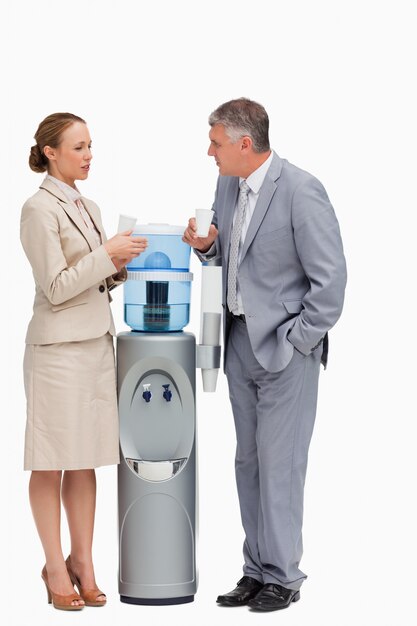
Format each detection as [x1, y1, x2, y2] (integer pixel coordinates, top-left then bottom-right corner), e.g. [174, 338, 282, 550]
[208, 97, 270, 153]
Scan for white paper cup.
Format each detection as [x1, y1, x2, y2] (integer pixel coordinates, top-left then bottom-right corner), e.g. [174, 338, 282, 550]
[117, 214, 137, 233]
[195, 208, 214, 237]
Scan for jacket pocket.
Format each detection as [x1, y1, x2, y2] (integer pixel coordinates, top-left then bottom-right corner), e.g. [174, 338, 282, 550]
[283, 300, 303, 314]
[51, 292, 89, 312]
[257, 225, 291, 243]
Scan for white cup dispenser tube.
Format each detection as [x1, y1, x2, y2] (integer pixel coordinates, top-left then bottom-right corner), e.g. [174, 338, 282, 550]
[196, 258, 222, 392]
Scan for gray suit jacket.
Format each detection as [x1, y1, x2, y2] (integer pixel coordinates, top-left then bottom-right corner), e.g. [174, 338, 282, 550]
[199, 152, 347, 373]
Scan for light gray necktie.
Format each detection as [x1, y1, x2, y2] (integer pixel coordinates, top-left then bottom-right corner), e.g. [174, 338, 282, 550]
[227, 180, 250, 313]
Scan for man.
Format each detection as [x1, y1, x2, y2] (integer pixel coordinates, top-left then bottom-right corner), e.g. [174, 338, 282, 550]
[183, 98, 347, 612]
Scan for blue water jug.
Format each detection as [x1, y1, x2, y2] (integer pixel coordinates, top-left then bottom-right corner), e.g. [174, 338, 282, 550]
[124, 224, 193, 332]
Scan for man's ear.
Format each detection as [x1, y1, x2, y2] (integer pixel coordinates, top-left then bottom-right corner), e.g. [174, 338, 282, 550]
[241, 135, 253, 153]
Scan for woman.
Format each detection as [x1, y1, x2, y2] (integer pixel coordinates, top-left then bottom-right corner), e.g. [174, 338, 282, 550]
[20, 112, 147, 610]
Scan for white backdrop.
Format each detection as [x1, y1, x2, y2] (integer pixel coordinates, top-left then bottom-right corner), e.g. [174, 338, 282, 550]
[1, 1, 416, 625]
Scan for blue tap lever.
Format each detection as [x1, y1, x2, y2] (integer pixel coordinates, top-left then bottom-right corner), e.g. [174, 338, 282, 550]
[162, 384, 172, 402]
[142, 384, 152, 403]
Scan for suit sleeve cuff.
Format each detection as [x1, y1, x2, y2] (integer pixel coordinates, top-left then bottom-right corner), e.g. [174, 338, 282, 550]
[194, 242, 217, 262]
[99, 244, 119, 275]
[107, 267, 127, 290]
[286, 333, 311, 356]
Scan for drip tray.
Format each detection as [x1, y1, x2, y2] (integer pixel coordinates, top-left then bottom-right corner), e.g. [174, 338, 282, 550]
[126, 457, 187, 481]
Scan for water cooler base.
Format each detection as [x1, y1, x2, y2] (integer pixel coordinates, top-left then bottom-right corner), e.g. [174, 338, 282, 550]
[120, 595, 194, 605]
[118, 331, 197, 606]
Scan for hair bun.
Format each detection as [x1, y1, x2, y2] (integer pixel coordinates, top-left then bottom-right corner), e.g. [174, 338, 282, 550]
[29, 144, 47, 173]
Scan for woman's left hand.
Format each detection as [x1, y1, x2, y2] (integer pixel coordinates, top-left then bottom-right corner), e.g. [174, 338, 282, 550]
[112, 257, 130, 271]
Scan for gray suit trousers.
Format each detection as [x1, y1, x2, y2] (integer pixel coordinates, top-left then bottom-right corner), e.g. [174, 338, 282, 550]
[225, 317, 322, 590]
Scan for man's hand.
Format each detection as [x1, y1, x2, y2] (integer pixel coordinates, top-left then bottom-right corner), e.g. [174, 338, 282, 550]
[182, 217, 218, 253]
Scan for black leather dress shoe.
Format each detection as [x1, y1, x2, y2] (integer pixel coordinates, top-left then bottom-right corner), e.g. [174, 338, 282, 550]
[216, 576, 263, 606]
[248, 583, 300, 611]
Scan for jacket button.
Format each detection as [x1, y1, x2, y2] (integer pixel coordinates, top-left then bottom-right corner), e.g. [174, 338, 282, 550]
[99, 285, 105, 293]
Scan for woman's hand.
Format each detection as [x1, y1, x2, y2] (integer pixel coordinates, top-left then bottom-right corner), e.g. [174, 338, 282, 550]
[104, 230, 147, 264]
[111, 257, 129, 272]
[182, 218, 218, 252]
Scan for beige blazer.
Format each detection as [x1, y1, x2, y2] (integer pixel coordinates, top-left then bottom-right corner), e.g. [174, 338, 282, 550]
[20, 178, 127, 344]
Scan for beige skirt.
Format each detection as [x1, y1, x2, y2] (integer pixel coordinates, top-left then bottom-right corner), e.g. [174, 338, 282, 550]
[23, 333, 120, 471]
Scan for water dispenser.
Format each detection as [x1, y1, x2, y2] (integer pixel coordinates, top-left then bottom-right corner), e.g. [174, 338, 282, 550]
[117, 222, 222, 605]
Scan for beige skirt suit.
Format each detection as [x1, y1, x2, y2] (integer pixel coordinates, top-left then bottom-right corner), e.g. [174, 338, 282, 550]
[20, 177, 127, 471]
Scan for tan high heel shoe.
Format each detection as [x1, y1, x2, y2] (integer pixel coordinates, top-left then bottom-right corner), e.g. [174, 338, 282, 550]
[41, 566, 84, 611]
[66, 556, 107, 607]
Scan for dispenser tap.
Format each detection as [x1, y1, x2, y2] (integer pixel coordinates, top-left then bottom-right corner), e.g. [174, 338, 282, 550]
[142, 384, 152, 403]
[162, 384, 172, 402]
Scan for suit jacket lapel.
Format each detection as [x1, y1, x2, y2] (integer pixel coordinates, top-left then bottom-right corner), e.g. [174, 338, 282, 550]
[240, 152, 283, 263]
[40, 178, 100, 251]
[80, 196, 106, 244]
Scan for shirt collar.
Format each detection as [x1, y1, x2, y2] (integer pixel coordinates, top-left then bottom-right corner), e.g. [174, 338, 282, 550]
[45, 175, 82, 203]
[240, 151, 274, 194]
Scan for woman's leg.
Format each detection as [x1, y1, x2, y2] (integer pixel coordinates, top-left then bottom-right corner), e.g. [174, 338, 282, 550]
[62, 469, 105, 600]
[29, 471, 84, 606]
